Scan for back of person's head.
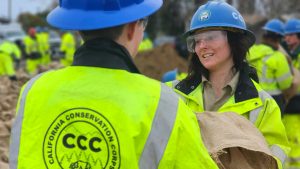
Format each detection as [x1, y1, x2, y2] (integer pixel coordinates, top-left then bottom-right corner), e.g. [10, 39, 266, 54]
[184, 1, 255, 80]
[47, 0, 162, 41]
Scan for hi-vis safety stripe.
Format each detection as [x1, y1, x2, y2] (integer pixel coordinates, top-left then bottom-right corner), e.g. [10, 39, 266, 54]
[260, 55, 292, 85]
[249, 90, 271, 124]
[9, 73, 45, 169]
[139, 84, 179, 169]
[248, 90, 287, 164]
[270, 145, 287, 165]
[172, 80, 180, 88]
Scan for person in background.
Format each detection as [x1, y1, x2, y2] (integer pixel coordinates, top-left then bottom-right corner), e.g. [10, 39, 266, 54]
[37, 27, 51, 66]
[166, 1, 289, 169]
[282, 18, 300, 169]
[0, 39, 22, 70]
[9, 0, 219, 169]
[0, 49, 17, 80]
[59, 31, 76, 66]
[23, 27, 42, 75]
[247, 19, 293, 114]
[138, 32, 153, 52]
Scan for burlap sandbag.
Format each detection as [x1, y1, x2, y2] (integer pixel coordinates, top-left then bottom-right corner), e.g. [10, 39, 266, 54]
[0, 161, 9, 169]
[197, 111, 278, 169]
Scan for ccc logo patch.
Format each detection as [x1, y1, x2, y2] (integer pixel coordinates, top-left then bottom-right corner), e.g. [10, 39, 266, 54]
[43, 108, 120, 169]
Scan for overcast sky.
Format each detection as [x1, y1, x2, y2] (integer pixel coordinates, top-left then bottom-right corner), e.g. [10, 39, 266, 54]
[0, 0, 53, 21]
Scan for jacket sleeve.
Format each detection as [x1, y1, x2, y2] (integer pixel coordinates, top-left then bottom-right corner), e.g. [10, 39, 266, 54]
[159, 98, 219, 169]
[273, 52, 293, 90]
[255, 94, 290, 169]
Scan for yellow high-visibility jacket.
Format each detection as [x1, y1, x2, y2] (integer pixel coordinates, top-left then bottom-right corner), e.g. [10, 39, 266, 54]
[60, 32, 76, 66]
[248, 44, 293, 95]
[167, 70, 290, 169]
[0, 41, 21, 60]
[0, 51, 15, 76]
[23, 36, 41, 74]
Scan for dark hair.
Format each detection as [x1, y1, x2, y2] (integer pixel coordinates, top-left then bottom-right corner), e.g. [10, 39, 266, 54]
[183, 30, 257, 84]
[79, 24, 125, 41]
[262, 31, 282, 42]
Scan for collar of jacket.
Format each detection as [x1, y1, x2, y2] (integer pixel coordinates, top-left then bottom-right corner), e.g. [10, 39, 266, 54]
[72, 38, 140, 74]
[175, 70, 258, 103]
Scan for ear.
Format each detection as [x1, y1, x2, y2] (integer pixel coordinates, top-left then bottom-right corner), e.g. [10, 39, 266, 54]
[126, 21, 138, 41]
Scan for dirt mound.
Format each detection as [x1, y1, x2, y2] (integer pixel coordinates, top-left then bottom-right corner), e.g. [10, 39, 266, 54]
[134, 44, 188, 81]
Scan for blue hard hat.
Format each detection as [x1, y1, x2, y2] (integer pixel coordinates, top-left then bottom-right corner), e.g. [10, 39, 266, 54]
[162, 69, 178, 83]
[263, 19, 284, 35]
[284, 18, 300, 35]
[185, 1, 255, 45]
[47, 0, 162, 30]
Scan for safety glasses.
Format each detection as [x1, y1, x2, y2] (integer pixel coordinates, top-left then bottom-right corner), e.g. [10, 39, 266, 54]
[186, 30, 227, 53]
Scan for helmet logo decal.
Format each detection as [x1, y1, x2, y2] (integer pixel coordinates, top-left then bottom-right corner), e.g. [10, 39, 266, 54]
[43, 108, 121, 169]
[232, 12, 244, 23]
[198, 10, 211, 21]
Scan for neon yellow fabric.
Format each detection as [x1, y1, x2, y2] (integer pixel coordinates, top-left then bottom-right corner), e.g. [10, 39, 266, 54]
[14, 66, 218, 169]
[167, 79, 290, 169]
[138, 38, 153, 52]
[0, 52, 15, 76]
[248, 44, 293, 94]
[60, 32, 76, 66]
[284, 46, 300, 168]
[176, 72, 187, 81]
[292, 52, 300, 70]
[0, 41, 21, 60]
[283, 114, 300, 168]
[23, 36, 41, 74]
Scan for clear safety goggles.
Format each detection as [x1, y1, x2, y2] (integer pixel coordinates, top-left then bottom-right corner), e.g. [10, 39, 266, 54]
[186, 30, 227, 53]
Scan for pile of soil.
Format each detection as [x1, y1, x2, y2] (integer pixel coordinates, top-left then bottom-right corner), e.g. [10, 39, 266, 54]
[134, 44, 188, 81]
[0, 72, 28, 169]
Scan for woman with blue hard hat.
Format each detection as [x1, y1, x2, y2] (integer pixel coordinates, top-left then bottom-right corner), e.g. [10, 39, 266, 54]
[284, 19, 300, 68]
[9, 0, 219, 169]
[247, 18, 293, 114]
[167, 1, 289, 169]
[282, 18, 300, 169]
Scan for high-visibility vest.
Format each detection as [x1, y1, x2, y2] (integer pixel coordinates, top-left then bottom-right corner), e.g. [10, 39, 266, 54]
[0, 41, 21, 60]
[0, 51, 15, 76]
[138, 38, 153, 52]
[10, 66, 219, 169]
[167, 77, 290, 169]
[248, 44, 293, 95]
[60, 32, 76, 66]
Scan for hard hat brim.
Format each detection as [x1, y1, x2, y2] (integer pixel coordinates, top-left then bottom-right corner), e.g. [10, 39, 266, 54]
[47, 0, 162, 30]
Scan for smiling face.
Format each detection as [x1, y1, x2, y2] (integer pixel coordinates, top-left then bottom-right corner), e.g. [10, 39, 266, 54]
[192, 30, 233, 72]
[284, 33, 300, 51]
